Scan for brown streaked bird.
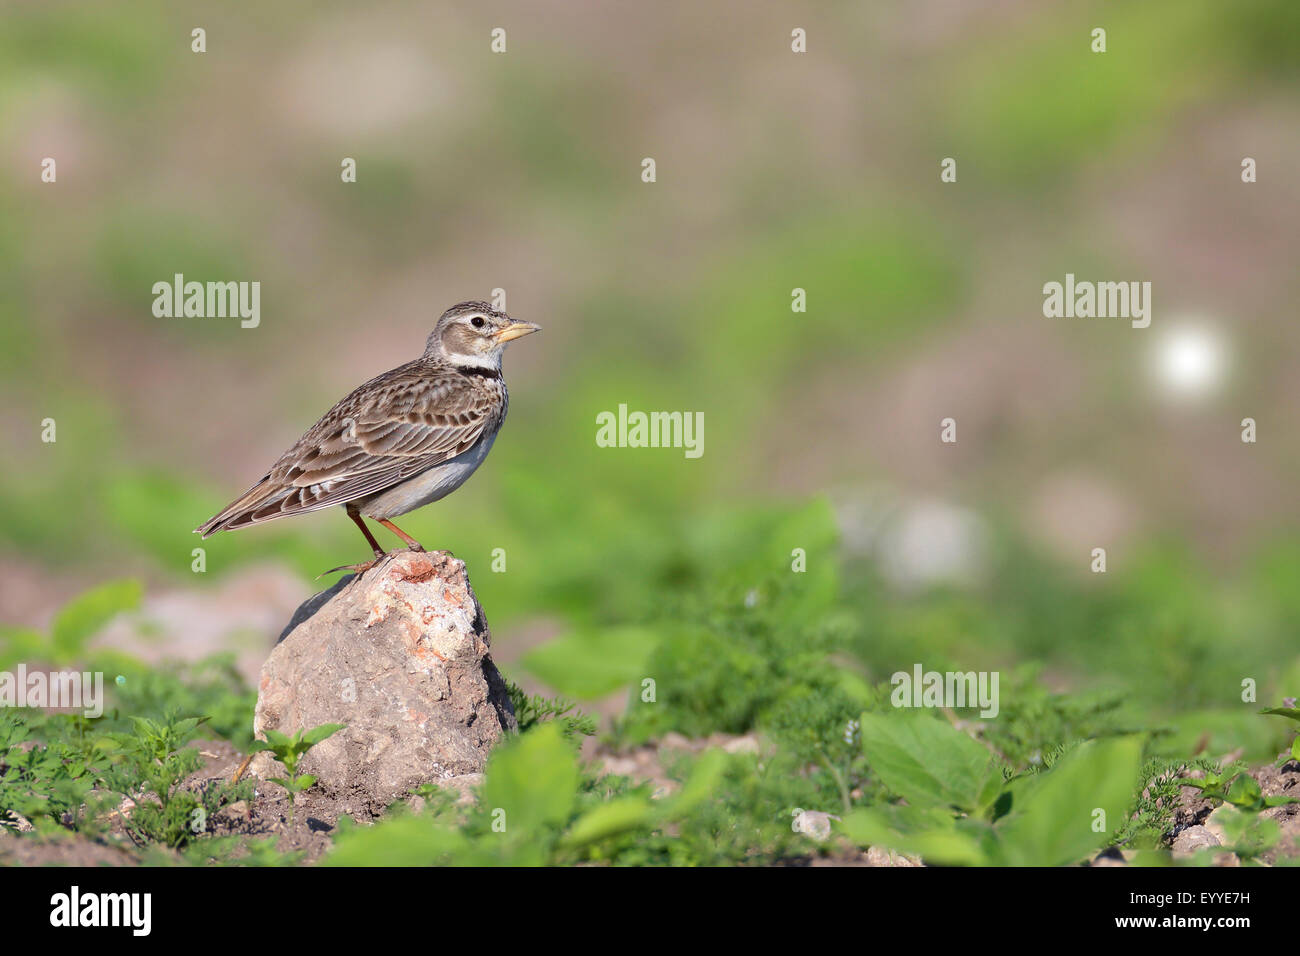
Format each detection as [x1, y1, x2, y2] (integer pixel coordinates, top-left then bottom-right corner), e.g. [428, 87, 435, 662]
[195, 301, 539, 572]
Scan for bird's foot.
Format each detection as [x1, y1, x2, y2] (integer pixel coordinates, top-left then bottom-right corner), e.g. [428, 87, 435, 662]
[316, 552, 386, 579]
[316, 541, 429, 579]
[316, 561, 373, 579]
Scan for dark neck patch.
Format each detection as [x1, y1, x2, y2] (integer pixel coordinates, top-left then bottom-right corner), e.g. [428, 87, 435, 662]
[456, 365, 502, 380]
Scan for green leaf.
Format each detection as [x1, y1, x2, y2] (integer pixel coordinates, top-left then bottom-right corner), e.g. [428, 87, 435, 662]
[995, 736, 1143, 866]
[261, 728, 291, 751]
[326, 814, 471, 866]
[519, 626, 657, 699]
[295, 774, 316, 790]
[857, 711, 995, 812]
[660, 749, 728, 818]
[1260, 706, 1300, 724]
[838, 805, 988, 866]
[832, 668, 878, 707]
[50, 579, 141, 661]
[482, 722, 578, 841]
[172, 716, 205, 740]
[976, 771, 1006, 817]
[0, 713, 31, 750]
[1226, 774, 1263, 809]
[301, 723, 345, 747]
[561, 797, 654, 848]
[0, 627, 45, 670]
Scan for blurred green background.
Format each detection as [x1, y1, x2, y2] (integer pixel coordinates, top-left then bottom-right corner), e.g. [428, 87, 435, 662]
[2, 0, 1299, 759]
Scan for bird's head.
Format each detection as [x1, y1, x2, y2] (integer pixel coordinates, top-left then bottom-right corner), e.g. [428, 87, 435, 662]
[426, 301, 540, 369]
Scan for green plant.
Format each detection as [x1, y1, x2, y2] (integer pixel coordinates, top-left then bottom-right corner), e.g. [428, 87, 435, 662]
[325, 722, 728, 866]
[98, 712, 248, 848]
[838, 712, 1144, 866]
[181, 833, 301, 867]
[1121, 756, 1223, 849]
[1164, 770, 1291, 867]
[764, 685, 872, 816]
[108, 655, 257, 750]
[247, 723, 345, 828]
[1171, 758, 1297, 865]
[1260, 704, 1300, 765]
[1204, 806, 1283, 865]
[504, 682, 597, 739]
[1175, 766, 1293, 810]
[0, 711, 102, 831]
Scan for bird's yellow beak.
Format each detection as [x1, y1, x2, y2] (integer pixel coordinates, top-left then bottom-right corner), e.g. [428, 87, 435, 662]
[495, 320, 541, 343]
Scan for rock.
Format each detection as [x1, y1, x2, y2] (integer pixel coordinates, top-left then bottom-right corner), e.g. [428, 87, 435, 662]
[276, 575, 351, 644]
[1171, 825, 1220, 857]
[0, 813, 34, 834]
[864, 846, 922, 867]
[720, 733, 761, 755]
[1090, 846, 1130, 867]
[1203, 804, 1232, 844]
[1249, 760, 1300, 864]
[1174, 807, 1240, 867]
[408, 773, 483, 810]
[249, 550, 515, 811]
[791, 810, 838, 842]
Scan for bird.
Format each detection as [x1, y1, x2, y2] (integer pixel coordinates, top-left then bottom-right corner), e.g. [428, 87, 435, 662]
[195, 301, 540, 573]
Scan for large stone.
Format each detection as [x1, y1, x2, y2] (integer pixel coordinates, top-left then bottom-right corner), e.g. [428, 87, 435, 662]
[249, 550, 515, 811]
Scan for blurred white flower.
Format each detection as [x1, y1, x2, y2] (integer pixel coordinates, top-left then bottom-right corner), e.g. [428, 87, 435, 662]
[1149, 321, 1229, 403]
[833, 488, 988, 592]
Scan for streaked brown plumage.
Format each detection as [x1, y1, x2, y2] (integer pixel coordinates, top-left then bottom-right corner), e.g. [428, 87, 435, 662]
[195, 301, 539, 567]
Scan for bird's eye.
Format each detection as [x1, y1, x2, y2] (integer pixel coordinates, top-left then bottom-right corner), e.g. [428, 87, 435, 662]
[470, 316, 485, 329]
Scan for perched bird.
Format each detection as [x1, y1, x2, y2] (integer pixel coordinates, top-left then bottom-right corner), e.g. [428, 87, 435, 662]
[195, 301, 539, 572]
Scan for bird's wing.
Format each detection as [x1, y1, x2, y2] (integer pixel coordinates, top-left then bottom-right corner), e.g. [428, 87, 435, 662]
[196, 363, 504, 534]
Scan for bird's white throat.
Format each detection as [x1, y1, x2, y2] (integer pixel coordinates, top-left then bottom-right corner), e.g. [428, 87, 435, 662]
[442, 348, 504, 371]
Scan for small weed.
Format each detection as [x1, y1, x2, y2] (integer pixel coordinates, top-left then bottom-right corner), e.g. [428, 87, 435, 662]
[248, 723, 344, 828]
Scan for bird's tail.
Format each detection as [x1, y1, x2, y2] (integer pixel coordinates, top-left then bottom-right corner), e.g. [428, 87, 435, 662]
[194, 475, 291, 537]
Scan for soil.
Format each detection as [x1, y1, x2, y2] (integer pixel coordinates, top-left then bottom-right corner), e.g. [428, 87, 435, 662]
[0, 739, 392, 867]
[1163, 756, 1300, 866]
[5, 738, 1296, 867]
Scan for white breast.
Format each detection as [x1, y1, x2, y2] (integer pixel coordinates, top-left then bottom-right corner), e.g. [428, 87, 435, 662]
[355, 432, 498, 520]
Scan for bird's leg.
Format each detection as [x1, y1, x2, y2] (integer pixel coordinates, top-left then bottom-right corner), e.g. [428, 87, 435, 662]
[316, 508, 389, 577]
[376, 518, 425, 552]
[348, 508, 386, 558]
